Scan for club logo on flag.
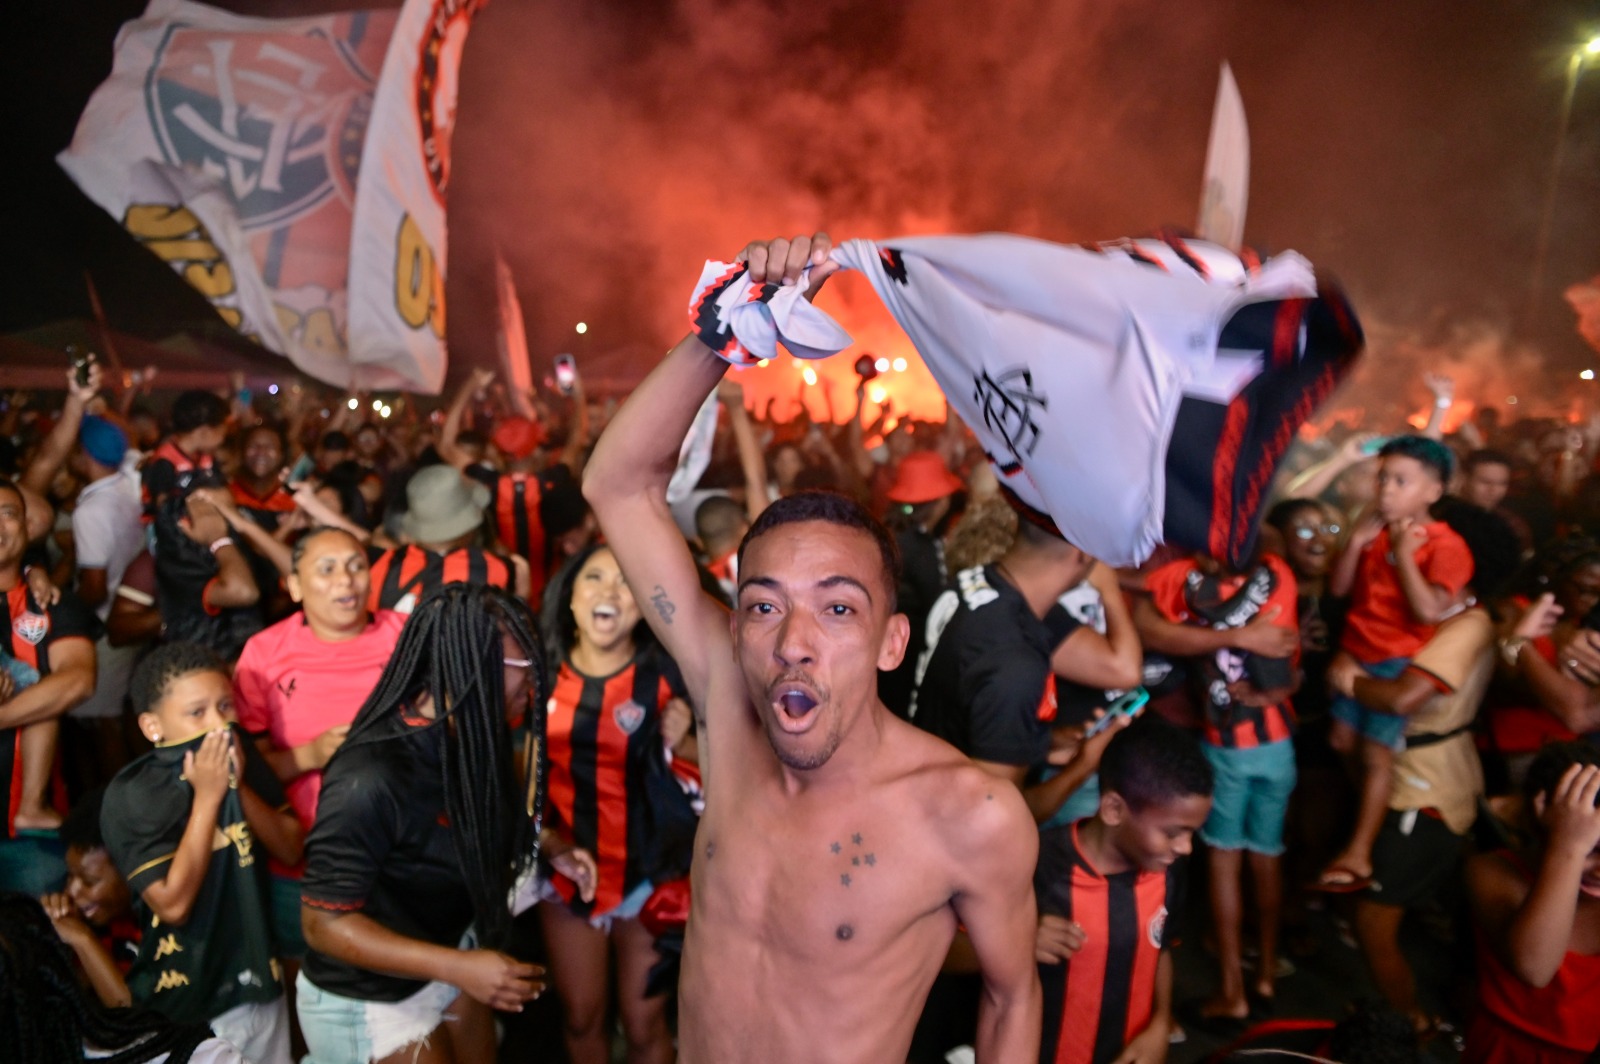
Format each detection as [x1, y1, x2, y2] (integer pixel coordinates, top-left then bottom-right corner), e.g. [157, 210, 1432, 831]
[12, 612, 48, 647]
[146, 23, 375, 230]
[613, 700, 647, 736]
[972, 366, 1048, 473]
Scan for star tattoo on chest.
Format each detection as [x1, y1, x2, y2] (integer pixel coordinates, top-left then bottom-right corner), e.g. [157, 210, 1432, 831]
[832, 834, 875, 886]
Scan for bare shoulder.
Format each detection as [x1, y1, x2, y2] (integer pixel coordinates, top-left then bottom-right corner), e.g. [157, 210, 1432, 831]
[886, 719, 1035, 870]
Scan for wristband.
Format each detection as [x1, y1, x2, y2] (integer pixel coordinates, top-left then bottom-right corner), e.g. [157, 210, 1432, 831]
[209, 536, 235, 554]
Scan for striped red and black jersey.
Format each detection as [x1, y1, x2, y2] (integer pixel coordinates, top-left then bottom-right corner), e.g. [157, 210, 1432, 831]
[465, 465, 574, 607]
[365, 545, 511, 613]
[228, 478, 297, 532]
[1144, 555, 1299, 749]
[2, 585, 97, 836]
[545, 650, 686, 919]
[140, 439, 222, 517]
[1037, 821, 1181, 1064]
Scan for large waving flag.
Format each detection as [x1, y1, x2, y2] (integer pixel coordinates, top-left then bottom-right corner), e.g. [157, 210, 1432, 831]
[57, 0, 481, 392]
[688, 234, 1363, 568]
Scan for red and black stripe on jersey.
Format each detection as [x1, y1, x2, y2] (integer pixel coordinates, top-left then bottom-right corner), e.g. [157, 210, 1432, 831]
[545, 651, 683, 919]
[1037, 822, 1179, 1064]
[2, 585, 92, 836]
[228, 478, 297, 533]
[492, 473, 552, 605]
[366, 545, 511, 612]
[140, 440, 222, 518]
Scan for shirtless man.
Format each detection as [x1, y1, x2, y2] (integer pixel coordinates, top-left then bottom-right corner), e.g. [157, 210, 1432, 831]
[583, 233, 1041, 1063]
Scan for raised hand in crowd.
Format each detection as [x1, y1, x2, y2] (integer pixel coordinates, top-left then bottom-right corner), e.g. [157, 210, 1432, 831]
[1421, 371, 1453, 439]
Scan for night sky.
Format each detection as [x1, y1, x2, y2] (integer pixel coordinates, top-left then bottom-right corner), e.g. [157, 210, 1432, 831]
[7, 0, 1600, 417]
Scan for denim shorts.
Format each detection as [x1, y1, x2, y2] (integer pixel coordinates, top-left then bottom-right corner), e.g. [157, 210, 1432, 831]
[538, 875, 654, 932]
[297, 970, 459, 1064]
[1329, 656, 1411, 751]
[1200, 739, 1298, 855]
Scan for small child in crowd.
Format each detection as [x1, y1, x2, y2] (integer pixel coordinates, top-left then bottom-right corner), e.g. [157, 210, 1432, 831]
[1319, 436, 1473, 892]
[1034, 715, 1214, 1064]
[101, 642, 302, 1064]
[1141, 549, 1300, 1023]
[1463, 741, 1600, 1062]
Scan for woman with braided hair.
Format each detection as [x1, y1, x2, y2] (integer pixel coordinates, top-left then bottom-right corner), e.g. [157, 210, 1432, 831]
[297, 583, 590, 1064]
[0, 891, 233, 1063]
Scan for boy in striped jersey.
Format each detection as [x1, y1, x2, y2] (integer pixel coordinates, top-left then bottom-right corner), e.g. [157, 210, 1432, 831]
[1035, 716, 1212, 1064]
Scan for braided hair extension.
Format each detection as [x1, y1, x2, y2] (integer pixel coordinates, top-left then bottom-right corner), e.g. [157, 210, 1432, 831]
[337, 583, 546, 948]
[0, 893, 212, 1064]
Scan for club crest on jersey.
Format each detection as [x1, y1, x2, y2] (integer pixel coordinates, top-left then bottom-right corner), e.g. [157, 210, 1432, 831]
[1149, 905, 1168, 949]
[12, 611, 48, 646]
[613, 699, 647, 736]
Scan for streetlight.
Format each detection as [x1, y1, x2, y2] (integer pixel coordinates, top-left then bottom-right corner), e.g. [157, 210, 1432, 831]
[575, 322, 587, 335]
[1527, 35, 1600, 325]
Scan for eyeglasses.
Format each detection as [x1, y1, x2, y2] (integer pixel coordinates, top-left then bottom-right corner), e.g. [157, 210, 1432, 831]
[1290, 524, 1340, 540]
[503, 657, 534, 669]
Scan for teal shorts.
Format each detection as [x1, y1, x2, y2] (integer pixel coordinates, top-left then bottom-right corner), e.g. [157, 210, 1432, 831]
[1200, 740, 1297, 855]
[1329, 657, 1411, 751]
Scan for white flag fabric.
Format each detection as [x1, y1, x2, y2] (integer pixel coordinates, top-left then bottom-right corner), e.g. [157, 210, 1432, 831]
[1197, 62, 1250, 251]
[57, 0, 479, 392]
[688, 233, 1362, 567]
[496, 254, 538, 418]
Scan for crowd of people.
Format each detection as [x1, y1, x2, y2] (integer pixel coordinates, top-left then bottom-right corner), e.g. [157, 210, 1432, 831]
[2, 236, 1600, 1064]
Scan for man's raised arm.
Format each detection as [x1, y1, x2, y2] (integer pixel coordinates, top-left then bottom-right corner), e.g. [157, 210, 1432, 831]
[583, 333, 733, 707]
[584, 233, 839, 711]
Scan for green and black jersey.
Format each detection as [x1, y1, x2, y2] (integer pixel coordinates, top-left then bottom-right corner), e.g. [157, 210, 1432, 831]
[102, 726, 284, 1024]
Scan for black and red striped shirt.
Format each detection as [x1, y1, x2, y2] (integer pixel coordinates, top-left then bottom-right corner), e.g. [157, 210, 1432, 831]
[465, 465, 573, 607]
[365, 544, 511, 614]
[545, 649, 685, 919]
[1, 584, 97, 836]
[140, 439, 222, 517]
[1037, 821, 1181, 1064]
[228, 477, 297, 533]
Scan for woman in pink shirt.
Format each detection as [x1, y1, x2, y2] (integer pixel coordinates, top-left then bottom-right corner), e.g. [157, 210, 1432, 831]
[232, 527, 406, 962]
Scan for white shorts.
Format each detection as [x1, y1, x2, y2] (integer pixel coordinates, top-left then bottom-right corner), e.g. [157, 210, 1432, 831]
[208, 996, 291, 1064]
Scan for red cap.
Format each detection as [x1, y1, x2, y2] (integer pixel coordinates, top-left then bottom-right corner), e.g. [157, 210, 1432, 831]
[886, 451, 963, 504]
[491, 416, 546, 459]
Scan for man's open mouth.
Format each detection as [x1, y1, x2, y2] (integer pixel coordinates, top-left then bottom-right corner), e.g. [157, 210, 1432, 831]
[769, 677, 821, 733]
